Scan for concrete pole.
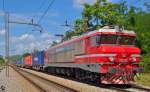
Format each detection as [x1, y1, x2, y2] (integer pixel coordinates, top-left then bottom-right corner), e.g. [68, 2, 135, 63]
[5, 12, 9, 77]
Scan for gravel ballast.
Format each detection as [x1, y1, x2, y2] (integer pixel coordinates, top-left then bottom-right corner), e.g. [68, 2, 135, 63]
[22, 68, 117, 92]
[0, 67, 40, 92]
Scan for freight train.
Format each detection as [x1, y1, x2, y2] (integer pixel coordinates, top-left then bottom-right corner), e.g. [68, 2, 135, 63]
[16, 26, 143, 84]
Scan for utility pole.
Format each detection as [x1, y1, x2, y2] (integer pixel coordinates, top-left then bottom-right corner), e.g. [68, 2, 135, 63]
[5, 12, 9, 77]
[4, 12, 43, 77]
[55, 34, 64, 42]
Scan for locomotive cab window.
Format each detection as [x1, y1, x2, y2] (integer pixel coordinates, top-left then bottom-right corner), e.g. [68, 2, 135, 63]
[91, 35, 136, 45]
[119, 36, 135, 45]
[100, 35, 117, 44]
[94, 35, 117, 45]
[91, 35, 117, 46]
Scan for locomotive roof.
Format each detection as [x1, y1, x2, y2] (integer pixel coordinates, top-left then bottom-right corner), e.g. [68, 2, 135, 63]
[87, 26, 135, 35]
[49, 26, 136, 49]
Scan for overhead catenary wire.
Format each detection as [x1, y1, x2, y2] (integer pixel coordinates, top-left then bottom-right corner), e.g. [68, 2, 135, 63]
[32, 0, 48, 19]
[24, 0, 55, 34]
[3, 0, 5, 11]
[14, 0, 48, 27]
[10, 15, 30, 23]
[37, 0, 55, 24]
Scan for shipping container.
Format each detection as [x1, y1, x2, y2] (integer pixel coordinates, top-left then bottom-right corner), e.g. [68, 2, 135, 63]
[32, 51, 45, 66]
[24, 55, 32, 66]
[16, 58, 24, 67]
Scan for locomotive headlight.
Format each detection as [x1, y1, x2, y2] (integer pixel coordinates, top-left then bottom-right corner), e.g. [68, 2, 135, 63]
[131, 54, 140, 62]
[132, 57, 137, 62]
[109, 57, 115, 62]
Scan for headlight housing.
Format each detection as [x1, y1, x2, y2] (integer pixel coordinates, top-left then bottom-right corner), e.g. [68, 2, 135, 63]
[132, 57, 137, 62]
[131, 54, 140, 62]
[109, 57, 115, 62]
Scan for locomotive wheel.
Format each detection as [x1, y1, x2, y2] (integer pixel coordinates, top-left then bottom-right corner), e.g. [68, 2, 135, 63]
[70, 68, 75, 77]
[60, 68, 65, 75]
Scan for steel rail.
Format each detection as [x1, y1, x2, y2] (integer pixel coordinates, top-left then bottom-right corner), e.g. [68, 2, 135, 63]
[12, 66, 78, 92]
[99, 84, 150, 92]
[12, 66, 150, 92]
[130, 84, 150, 92]
[12, 66, 46, 92]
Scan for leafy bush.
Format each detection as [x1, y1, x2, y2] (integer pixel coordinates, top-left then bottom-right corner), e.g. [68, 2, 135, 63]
[0, 57, 5, 66]
[140, 54, 150, 72]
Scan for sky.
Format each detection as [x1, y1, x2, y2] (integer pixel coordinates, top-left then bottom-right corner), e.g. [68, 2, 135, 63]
[0, 0, 146, 56]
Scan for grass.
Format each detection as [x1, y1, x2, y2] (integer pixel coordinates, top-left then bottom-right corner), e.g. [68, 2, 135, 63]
[135, 54, 150, 87]
[135, 73, 150, 87]
[0, 59, 5, 66]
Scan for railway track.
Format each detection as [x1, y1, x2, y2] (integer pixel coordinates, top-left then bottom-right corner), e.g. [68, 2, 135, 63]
[12, 66, 77, 92]
[12, 66, 150, 92]
[126, 84, 150, 92]
[99, 84, 150, 92]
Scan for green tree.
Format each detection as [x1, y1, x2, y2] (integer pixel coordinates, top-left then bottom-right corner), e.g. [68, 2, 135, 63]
[65, 0, 129, 39]
[23, 53, 31, 57]
[126, 6, 137, 30]
[82, 3, 93, 28]
[9, 55, 22, 64]
[0, 57, 5, 66]
[135, 13, 150, 54]
[51, 41, 58, 46]
[74, 19, 84, 35]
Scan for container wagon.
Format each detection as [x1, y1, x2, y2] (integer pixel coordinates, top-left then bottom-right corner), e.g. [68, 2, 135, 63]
[23, 55, 32, 68]
[16, 59, 24, 67]
[44, 51, 49, 65]
[32, 51, 45, 70]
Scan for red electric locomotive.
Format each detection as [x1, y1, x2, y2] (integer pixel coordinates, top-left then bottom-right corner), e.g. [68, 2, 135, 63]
[45, 26, 143, 84]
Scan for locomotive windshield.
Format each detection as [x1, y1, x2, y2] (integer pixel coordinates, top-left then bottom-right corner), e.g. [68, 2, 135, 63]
[99, 35, 117, 44]
[95, 35, 135, 45]
[118, 36, 135, 45]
